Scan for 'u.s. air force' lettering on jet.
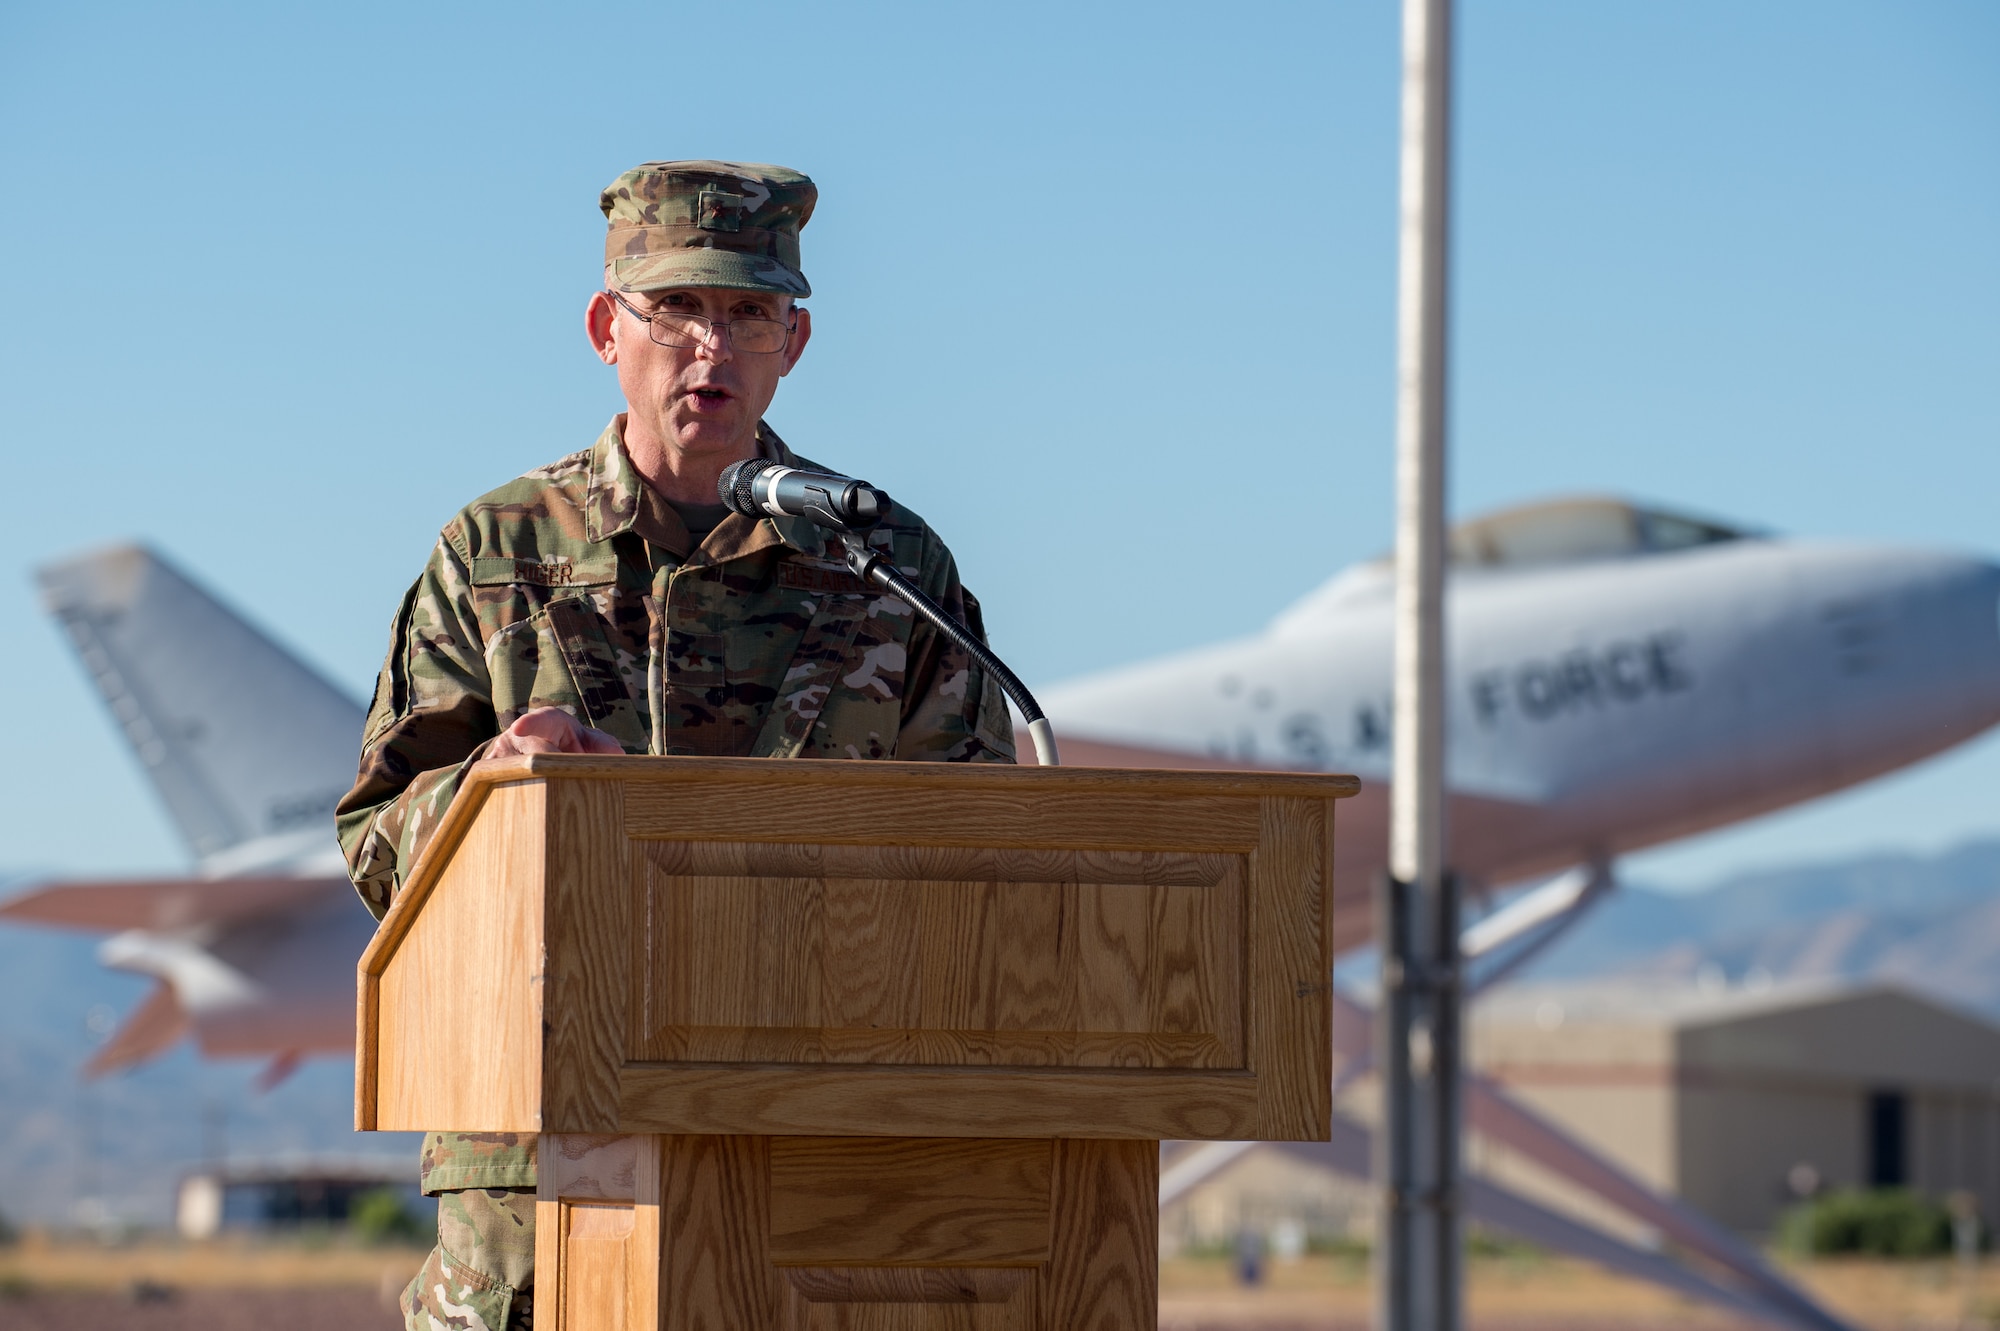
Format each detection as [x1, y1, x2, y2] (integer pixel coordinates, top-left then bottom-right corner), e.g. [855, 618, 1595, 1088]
[1342, 631, 1693, 755]
[1470, 631, 1692, 725]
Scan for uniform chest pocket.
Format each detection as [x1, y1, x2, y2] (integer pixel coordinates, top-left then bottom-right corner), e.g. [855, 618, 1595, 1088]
[666, 631, 729, 694]
[487, 594, 635, 733]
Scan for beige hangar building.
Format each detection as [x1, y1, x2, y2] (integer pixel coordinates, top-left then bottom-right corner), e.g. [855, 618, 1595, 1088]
[1165, 982, 2000, 1246]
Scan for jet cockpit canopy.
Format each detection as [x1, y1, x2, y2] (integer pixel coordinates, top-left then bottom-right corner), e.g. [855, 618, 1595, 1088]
[1443, 496, 1751, 570]
[1271, 496, 1758, 635]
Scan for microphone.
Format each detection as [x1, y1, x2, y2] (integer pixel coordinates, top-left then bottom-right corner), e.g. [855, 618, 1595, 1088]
[717, 458, 886, 531]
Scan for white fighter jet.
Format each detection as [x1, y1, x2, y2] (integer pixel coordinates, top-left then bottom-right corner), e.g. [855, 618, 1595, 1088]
[1046, 496, 2000, 953]
[1046, 495, 2000, 1331]
[6, 499, 1996, 1326]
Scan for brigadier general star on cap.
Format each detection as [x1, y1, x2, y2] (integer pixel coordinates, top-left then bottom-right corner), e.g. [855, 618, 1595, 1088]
[600, 160, 816, 297]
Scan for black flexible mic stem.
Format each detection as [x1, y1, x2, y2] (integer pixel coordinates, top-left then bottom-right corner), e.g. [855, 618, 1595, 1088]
[716, 460, 1059, 765]
[839, 532, 1060, 767]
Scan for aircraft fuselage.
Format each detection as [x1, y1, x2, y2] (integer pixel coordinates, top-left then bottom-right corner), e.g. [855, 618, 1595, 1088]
[1044, 539, 2000, 940]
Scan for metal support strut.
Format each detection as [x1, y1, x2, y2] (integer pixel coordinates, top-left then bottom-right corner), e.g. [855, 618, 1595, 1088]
[1376, 871, 1462, 1331]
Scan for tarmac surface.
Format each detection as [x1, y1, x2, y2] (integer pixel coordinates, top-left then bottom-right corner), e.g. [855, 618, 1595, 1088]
[0, 1287, 399, 1330]
[0, 1297, 1746, 1331]
[0, 1248, 1979, 1329]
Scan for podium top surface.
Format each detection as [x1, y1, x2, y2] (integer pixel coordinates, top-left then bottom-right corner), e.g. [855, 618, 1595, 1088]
[456, 752, 1361, 799]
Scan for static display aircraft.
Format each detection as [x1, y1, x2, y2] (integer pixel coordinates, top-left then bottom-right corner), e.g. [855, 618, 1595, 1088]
[1051, 496, 1999, 1331]
[6, 498, 1996, 1328]
[1046, 496, 2000, 952]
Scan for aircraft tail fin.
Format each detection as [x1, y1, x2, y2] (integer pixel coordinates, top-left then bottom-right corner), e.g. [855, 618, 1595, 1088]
[38, 545, 366, 866]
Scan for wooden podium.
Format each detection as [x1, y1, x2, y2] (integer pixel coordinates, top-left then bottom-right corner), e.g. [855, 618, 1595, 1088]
[357, 755, 1354, 1329]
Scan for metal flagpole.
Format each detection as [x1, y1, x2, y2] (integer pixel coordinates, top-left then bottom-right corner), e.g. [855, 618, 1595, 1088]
[1377, 0, 1459, 1329]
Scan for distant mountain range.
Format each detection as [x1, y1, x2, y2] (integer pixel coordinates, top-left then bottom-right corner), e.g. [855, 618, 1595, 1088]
[1521, 839, 2000, 1017]
[3, 838, 1997, 1228]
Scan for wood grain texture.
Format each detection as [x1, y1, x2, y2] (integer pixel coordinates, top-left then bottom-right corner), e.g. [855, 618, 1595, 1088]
[619, 1064, 1259, 1140]
[784, 1268, 1029, 1303]
[542, 778, 629, 1133]
[535, 1172, 562, 1327]
[535, 1133, 661, 1331]
[372, 781, 545, 1132]
[1247, 797, 1333, 1141]
[537, 1130, 1155, 1331]
[354, 774, 508, 1130]
[634, 844, 1244, 1071]
[658, 1134, 778, 1331]
[783, 1267, 1035, 1331]
[480, 751, 1359, 801]
[362, 755, 1339, 1146]
[626, 782, 1260, 854]
[1041, 1140, 1157, 1331]
[354, 955, 379, 1133]
[769, 1138, 1052, 1266]
[643, 842, 1233, 885]
[559, 1202, 640, 1331]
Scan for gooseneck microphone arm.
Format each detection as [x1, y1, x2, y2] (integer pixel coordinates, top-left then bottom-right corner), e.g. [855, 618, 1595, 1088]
[717, 457, 1060, 767]
[835, 531, 1060, 768]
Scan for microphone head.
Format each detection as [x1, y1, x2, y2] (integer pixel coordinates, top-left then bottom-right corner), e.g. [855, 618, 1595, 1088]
[717, 458, 772, 516]
[846, 485, 884, 526]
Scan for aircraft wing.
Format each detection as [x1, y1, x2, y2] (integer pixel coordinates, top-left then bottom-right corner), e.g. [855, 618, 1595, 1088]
[0, 875, 365, 1079]
[0, 875, 349, 933]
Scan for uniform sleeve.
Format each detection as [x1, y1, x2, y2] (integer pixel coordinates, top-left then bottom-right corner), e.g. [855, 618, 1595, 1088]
[893, 533, 1018, 765]
[335, 531, 499, 919]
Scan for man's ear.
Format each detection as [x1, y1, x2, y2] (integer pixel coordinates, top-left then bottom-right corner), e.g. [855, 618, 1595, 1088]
[779, 305, 813, 377]
[585, 290, 620, 366]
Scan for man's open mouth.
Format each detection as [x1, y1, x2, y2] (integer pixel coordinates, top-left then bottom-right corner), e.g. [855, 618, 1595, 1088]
[689, 386, 732, 407]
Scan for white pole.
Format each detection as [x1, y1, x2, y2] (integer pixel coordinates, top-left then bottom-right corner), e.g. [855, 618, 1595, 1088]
[1378, 0, 1458, 1328]
[1391, 0, 1450, 894]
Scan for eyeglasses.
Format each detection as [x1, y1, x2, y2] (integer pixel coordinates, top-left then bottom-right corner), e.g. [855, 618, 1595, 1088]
[607, 290, 795, 355]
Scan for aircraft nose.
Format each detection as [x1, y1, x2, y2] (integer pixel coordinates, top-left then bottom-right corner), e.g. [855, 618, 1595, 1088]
[1981, 559, 2000, 688]
[1931, 554, 2000, 715]
[1799, 546, 2000, 774]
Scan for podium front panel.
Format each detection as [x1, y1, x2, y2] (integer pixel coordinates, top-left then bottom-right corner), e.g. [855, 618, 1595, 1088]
[632, 842, 1245, 1070]
[360, 756, 1354, 1143]
[534, 1131, 1156, 1331]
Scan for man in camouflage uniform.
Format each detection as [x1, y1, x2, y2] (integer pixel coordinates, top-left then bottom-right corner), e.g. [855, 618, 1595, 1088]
[336, 160, 1016, 1331]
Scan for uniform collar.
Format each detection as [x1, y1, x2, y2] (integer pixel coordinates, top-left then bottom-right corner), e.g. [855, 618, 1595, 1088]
[584, 416, 824, 561]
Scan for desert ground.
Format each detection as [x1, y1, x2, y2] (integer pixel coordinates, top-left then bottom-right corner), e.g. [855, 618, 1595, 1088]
[0, 1234, 1993, 1329]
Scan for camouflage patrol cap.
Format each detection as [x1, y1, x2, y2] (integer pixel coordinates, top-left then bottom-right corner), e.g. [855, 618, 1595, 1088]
[600, 160, 815, 298]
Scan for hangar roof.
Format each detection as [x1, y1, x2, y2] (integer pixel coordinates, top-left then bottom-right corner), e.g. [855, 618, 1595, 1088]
[1473, 981, 2000, 1091]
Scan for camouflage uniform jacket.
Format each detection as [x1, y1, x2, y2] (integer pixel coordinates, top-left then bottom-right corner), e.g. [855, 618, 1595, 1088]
[336, 416, 1016, 1195]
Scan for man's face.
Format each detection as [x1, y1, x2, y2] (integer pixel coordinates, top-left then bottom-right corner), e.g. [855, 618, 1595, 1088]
[587, 285, 812, 460]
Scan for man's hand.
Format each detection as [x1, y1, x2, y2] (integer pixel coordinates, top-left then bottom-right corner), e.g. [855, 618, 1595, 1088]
[482, 707, 625, 761]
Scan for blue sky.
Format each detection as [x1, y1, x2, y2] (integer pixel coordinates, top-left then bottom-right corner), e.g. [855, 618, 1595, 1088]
[2, 0, 1996, 890]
